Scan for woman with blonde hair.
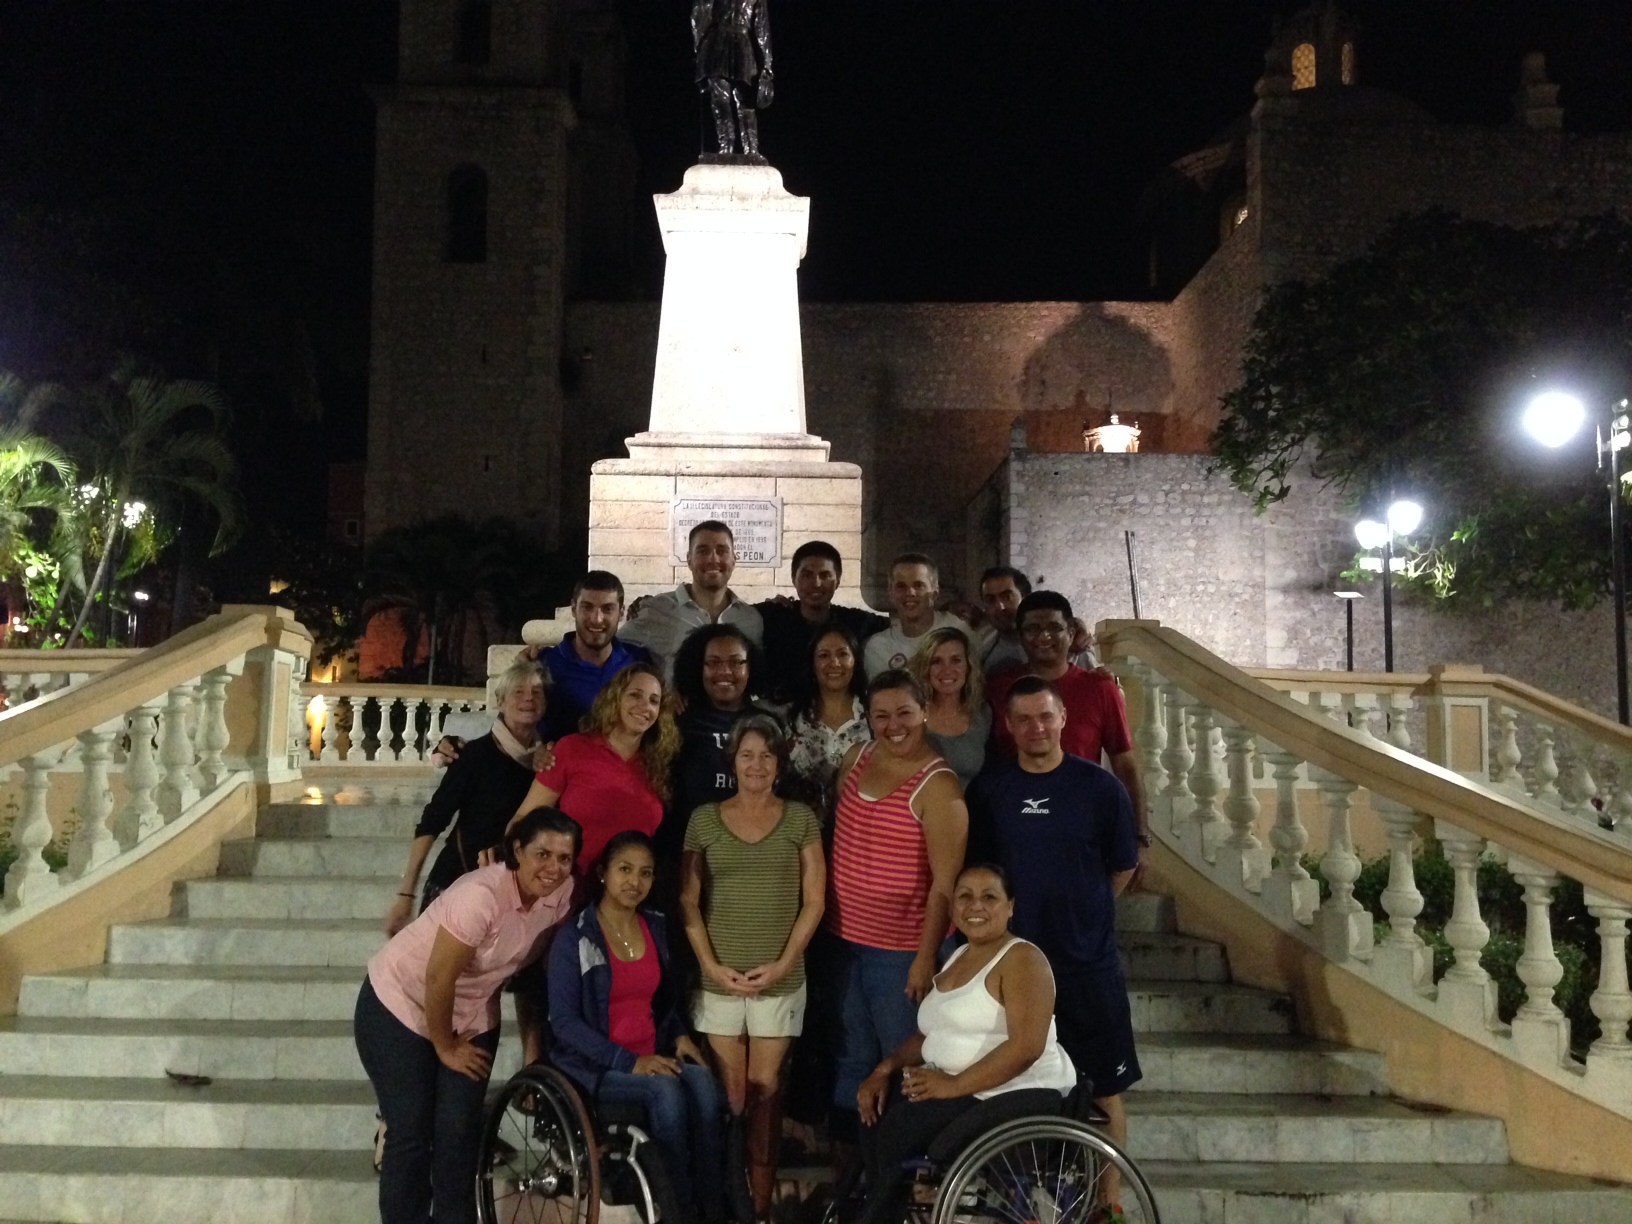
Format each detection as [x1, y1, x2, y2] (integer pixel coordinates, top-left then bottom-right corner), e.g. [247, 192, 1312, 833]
[909, 625, 990, 789]
[509, 661, 681, 881]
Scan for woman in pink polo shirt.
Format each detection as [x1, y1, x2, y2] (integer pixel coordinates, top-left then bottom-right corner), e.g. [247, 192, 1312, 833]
[510, 662, 679, 878]
[354, 807, 580, 1224]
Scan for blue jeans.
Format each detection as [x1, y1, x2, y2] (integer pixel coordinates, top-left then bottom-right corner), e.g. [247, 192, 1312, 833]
[596, 1062, 724, 1218]
[354, 977, 500, 1224]
[832, 941, 921, 1115]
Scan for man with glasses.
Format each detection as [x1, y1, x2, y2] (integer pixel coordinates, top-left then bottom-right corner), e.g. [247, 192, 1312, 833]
[985, 591, 1152, 855]
[977, 565, 1097, 674]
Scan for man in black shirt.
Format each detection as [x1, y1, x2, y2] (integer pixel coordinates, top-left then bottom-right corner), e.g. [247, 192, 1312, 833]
[757, 540, 889, 702]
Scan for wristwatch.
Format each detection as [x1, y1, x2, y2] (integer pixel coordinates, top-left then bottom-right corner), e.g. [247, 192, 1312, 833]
[1136, 831, 1154, 848]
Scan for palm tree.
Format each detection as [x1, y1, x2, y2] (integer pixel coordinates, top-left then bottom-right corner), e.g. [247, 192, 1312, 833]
[0, 374, 78, 640]
[61, 362, 242, 647]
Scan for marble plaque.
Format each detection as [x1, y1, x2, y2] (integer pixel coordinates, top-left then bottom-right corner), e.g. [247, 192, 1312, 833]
[671, 496, 783, 566]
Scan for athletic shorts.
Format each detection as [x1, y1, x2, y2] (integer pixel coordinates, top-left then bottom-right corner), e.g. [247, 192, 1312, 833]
[693, 981, 807, 1039]
[1052, 967, 1142, 1097]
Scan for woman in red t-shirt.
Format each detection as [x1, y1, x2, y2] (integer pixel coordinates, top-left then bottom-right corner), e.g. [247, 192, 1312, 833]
[509, 663, 680, 877]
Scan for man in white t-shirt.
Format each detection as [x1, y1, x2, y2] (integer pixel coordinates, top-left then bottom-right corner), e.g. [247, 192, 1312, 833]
[862, 552, 972, 677]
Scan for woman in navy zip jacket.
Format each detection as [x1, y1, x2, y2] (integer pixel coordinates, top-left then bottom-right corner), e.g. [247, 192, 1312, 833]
[549, 831, 726, 1224]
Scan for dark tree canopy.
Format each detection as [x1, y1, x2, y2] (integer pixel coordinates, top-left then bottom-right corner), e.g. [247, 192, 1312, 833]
[1214, 211, 1632, 610]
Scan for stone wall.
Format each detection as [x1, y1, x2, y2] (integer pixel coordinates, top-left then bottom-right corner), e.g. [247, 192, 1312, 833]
[1004, 448, 1618, 717]
[564, 299, 1180, 600]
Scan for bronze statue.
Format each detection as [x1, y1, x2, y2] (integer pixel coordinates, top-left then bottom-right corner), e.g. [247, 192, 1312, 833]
[693, 0, 772, 162]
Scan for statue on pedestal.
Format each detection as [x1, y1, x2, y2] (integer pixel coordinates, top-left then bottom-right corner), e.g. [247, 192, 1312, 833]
[693, 0, 773, 163]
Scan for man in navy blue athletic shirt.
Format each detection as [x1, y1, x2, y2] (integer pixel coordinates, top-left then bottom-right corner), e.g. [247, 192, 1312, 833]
[966, 673, 1140, 1207]
[536, 571, 652, 740]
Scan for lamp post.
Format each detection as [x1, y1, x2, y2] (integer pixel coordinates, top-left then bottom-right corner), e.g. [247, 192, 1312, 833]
[1354, 499, 1422, 673]
[1333, 591, 1363, 671]
[1522, 390, 1630, 724]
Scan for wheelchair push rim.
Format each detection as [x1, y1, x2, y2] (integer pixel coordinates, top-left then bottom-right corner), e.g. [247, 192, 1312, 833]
[930, 1116, 1160, 1224]
[478, 1065, 603, 1224]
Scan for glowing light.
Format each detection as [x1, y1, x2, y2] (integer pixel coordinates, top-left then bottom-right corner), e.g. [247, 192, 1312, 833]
[1084, 414, 1142, 454]
[79, 483, 99, 499]
[1387, 500, 1423, 536]
[1354, 520, 1389, 550]
[132, 590, 150, 602]
[121, 500, 147, 529]
[1523, 391, 1586, 449]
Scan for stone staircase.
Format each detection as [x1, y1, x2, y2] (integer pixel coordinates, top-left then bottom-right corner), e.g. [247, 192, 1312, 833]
[1, 796, 1628, 1223]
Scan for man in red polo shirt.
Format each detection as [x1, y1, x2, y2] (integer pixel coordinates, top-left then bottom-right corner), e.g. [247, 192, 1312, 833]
[986, 590, 1153, 858]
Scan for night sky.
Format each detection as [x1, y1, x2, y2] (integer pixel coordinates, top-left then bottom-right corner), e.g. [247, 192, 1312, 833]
[0, 0, 1628, 496]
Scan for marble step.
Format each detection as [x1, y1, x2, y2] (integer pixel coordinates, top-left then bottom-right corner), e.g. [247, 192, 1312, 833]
[1131, 1033, 1386, 1096]
[0, 1015, 527, 1083]
[0, 1077, 377, 1150]
[217, 836, 403, 879]
[178, 876, 401, 921]
[0, 1145, 377, 1224]
[1114, 891, 1177, 934]
[106, 918, 385, 967]
[1119, 932, 1230, 983]
[20, 963, 1284, 1040]
[257, 802, 423, 839]
[1137, 1160, 1632, 1224]
[1124, 1092, 1506, 1164]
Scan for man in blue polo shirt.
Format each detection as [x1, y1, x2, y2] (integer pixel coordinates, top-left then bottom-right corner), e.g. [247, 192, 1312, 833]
[538, 571, 651, 739]
[966, 673, 1140, 1212]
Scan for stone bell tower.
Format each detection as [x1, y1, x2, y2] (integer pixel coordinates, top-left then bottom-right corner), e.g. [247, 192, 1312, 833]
[365, 0, 632, 546]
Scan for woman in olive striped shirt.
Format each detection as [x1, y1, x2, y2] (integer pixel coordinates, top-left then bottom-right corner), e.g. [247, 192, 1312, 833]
[680, 714, 826, 1222]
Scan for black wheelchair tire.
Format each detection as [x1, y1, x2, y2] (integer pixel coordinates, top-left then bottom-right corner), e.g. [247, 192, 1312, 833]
[478, 1065, 603, 1224]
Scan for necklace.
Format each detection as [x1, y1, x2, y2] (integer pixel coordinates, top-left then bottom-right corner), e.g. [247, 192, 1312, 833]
[602, 912, 641, 958]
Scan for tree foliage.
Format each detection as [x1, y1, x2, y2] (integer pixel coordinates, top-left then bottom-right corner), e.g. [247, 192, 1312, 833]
[1214, 211, 1632, 610]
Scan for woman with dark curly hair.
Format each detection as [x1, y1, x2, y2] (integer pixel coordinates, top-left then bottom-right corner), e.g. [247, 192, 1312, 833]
[509, 662, 681, 881]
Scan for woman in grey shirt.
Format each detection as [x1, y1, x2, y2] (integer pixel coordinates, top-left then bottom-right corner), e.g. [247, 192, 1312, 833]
[911, 625, 991, 789]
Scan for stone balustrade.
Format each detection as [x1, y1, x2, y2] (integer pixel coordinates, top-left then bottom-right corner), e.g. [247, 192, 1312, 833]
[1106, 620, 1632, 1119]
[0, 608, 311, 915]
[300, 682, 487, 767]
[0, 649, 141, 710]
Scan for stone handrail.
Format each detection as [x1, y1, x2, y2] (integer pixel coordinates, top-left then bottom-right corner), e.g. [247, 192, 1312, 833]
[0, 605, 312, 912]
[0, 648, 142, 707]
[300, 681, 487, 766]
[1098, 618, 1632, 1120]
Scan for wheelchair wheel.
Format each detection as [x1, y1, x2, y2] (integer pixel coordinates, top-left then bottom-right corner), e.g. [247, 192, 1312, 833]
[930, 1116, 1159, 1224]
[478, 1065, 602, 1224]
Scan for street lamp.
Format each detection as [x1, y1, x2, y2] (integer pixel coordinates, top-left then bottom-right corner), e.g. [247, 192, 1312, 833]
[1333, 591, 1364, 671]
[1522, 390, 1630, 724]
[1354, 499, 1422, 673]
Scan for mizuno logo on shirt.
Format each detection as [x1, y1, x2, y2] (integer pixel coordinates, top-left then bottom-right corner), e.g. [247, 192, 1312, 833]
[1021, 797, 1050, 815]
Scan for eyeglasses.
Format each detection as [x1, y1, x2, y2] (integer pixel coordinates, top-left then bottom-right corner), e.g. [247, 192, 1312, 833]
[1020, 622, 1070, 639]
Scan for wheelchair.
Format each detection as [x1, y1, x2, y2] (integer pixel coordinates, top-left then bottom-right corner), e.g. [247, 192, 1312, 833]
[477, 1061, 682, 1224]
[824, 1078, 1160, 1224]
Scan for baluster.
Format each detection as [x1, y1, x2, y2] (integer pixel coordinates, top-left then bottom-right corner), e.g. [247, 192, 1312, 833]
[1606, 781, 1632, 835]
[1529, 722, 1561, 804]
[318, 695, 340, 762]
[1314, 772, 1371, 962]
[1371, 795, 1431, 994]
[1218, 721, 1261, 891]
[67, 721, 122, 878]
[1123, 662, 1167, 794]
[1260, 748, 1315, 925]
[1159, 684, 1193, 833]
[1557, 731, 1600, 822]
[1384, 693, 1413, 752]
[1341, 693, 1378, 738]
[155, 681, 201, 819]
[431, 699, 453, 760]
[1184, 703, 1226, 861]
[1583, 890, 1632, 1086]
[1506, 855, 1570, 1066]
[1306, 691, 1343, 726]
[1489, 703, 1525, 797]
[117, 701, 165, 844]
[194, 664, 237, 791]
[1433, 820, 1497, 1031]
[3, 746, 67, 907]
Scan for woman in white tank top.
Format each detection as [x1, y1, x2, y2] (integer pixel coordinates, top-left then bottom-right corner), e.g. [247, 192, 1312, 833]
[852, 864, 1077, 1224]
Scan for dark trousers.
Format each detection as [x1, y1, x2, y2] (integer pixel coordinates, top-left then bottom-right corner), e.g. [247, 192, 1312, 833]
[354, 977, 500, 1224]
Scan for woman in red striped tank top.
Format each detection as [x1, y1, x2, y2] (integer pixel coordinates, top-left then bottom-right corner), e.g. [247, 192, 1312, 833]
[826, 668, 968, 1138]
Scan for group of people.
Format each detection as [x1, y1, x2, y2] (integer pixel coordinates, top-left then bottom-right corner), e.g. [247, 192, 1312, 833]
[354, 520, 1155, 1224]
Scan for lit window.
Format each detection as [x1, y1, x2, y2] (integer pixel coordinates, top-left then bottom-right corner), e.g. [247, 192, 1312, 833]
[446, 165, 488, 263]
[1292, 43, 1316, 90]
[456, 2, 492, 67]
[1341, 41, 1356, 85]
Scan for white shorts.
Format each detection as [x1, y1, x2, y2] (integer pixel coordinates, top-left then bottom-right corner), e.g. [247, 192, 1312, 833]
[692, 982, 807, 1039]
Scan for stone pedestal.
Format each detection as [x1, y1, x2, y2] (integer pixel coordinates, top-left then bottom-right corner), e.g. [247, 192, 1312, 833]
[588, 162, 863, 603]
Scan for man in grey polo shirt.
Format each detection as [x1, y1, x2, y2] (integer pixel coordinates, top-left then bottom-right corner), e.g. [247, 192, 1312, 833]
[619, 519, 765, 674]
